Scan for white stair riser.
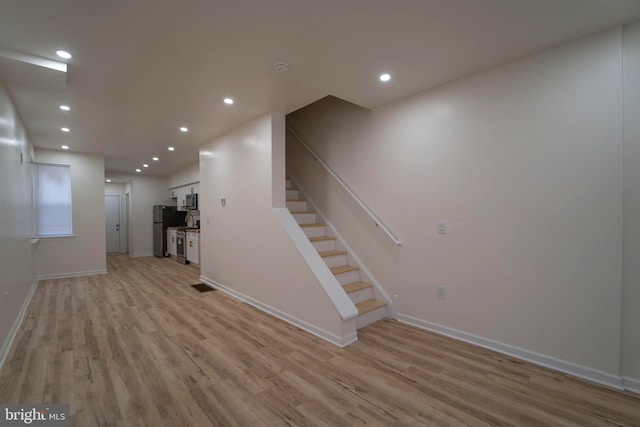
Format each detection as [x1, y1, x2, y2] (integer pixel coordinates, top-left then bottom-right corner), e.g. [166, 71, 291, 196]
[284, 179, 388, 332]
[334, 269, 361, 285]
[311, 239, 336, 252]
[356, 305, 387, 329]
[292, 212, 317, 224]
[347, 288, 375, 304]
[322, 254, 348, 268]
[286, 200, 307, 211]
[302, 226, 326, 238]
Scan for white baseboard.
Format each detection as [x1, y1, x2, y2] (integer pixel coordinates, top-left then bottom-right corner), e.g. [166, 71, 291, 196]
[38, 269, 107, 280]
[200, 275, 358, 348]
[130, 252, 153, 258]
[397, 314, 625, 391]
[622, 377, 640, 394]
[0, 278, 39, 372]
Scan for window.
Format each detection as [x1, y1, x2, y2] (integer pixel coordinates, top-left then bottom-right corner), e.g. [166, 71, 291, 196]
[34, 163, 72, 237]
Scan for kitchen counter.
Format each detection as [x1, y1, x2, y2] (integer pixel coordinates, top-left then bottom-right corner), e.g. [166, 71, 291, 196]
[167, 226, 200, 231]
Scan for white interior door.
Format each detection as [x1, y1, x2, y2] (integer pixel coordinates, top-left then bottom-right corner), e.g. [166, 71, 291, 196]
[120, 193, 128, 253]
[105, 195, 121, 253]
[126, 192, 132, 254]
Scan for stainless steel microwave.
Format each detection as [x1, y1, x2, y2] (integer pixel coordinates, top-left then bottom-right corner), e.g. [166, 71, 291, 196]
[186, 193, 198, 210]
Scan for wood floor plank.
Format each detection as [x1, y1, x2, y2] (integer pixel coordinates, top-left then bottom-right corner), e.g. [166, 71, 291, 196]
[0, 253, 638, 426]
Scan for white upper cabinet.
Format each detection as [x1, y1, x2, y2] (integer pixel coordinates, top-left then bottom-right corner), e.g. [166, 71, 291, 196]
[177, 186, 186, 211]
[169, 182, 200, 211]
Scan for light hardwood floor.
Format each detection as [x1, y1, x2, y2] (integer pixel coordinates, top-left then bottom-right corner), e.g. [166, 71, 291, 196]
[1, 254, 639, 426]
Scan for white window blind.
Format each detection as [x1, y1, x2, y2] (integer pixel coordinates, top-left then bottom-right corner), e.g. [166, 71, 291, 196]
[34, 163, 73, 237]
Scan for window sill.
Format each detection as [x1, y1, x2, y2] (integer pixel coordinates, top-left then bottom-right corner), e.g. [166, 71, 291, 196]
[34, 234, 75, 239]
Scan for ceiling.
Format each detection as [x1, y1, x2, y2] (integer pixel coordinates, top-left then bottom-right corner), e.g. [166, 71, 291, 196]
[2, 0, 640, 177]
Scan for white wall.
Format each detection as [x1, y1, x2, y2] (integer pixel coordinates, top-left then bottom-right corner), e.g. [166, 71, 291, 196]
[168, 161, 199, 188]
[288, 28, 626, 381]
[199, 113, 346, 341]
[105, 182, 126, 195]
[622, 21, 640, 388]
[0, 83, 37, 363]
[34, 149, 107, 278]
[125, 175, 173, 256]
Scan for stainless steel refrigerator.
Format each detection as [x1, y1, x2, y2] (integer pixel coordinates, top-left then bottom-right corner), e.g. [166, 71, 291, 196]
[153, 205, 184, 257]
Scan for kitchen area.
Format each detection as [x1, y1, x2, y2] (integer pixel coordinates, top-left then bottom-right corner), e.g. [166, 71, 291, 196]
[154, 181, 201, 266]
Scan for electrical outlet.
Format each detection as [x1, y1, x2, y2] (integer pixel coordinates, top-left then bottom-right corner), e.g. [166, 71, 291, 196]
[437, 286, 447, 300]
[437, 220, 447, 235]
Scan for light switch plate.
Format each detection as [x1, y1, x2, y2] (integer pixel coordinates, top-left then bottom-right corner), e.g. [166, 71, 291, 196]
[437, 220, 447, 235]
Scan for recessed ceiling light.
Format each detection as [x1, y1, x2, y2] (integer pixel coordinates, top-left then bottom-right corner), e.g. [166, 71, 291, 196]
[274, 62, 289, 73]
[59, 105, 70, 111]
[223, 98, 234, 105]
[143, 163, 149, 168]
[106, 179, 112, 183]
[61, 145, 69, 150]
[56, 50, 72, 59]
[168, 146, 175, 151]
[180, 127, 188, 132]
[379, 73, 391, 82]
[61, 127, 70, 132]
[152, 157, 159, 161]
[135, 168, 142, 173]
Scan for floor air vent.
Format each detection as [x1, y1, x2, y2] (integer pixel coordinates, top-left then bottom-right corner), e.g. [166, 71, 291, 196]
[190, 283, 215, 293]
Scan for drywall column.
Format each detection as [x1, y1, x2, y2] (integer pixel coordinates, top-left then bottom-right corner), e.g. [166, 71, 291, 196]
[199, 113, 350, 344]
[622, 20, 640, 390]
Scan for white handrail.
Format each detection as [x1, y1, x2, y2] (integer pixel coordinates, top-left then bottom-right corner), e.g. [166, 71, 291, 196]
[286, 124, 402, 246]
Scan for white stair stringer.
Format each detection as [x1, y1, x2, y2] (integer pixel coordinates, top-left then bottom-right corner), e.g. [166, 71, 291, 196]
[286, 174, 391, 328]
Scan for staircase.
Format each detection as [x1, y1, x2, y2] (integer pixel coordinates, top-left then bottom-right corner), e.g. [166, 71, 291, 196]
[285, 177, 388, 329]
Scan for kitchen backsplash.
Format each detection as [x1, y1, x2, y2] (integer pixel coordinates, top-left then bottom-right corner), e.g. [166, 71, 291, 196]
[186, 210, 200, 227]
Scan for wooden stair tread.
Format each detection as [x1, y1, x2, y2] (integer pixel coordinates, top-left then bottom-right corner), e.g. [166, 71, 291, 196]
[300, 223, 325, 228]
[356, 299, 387, 315]
[309, 236, 336, 242]
[286, 198, 306, 202]
[319, 250, 347, 258]
[343, 281, 372, 294]
[290, 210, 316, 214]
[330, 265, 360, 275]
